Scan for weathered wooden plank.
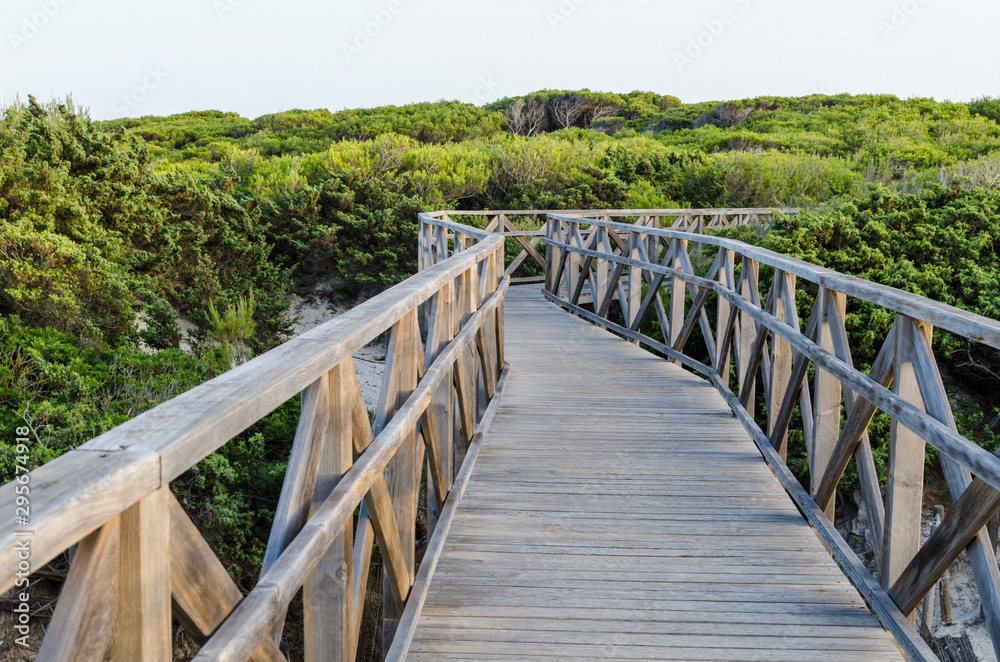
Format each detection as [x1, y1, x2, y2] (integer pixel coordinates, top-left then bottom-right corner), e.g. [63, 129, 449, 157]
[811, 288, 846, 522]
[37, 519, 119, 662]
[167, 495, 286, 662]
[382, 310, 420, 649]
[881, 316, 928, 617]
[302, 362, 354, 660]
[402, 286, 914, 662]
[108, 486, 171, 662]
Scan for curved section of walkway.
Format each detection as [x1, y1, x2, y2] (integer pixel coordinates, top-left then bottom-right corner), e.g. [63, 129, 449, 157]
[404, 286, 904, 661]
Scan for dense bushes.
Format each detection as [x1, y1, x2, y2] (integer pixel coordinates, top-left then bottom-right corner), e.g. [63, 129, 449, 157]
[261, 170, 422, 298]
[0, 98, 293, 351]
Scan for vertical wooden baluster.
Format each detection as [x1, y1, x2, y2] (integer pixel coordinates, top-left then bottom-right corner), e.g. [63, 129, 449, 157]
[417, 221, 427, 272]
[669, 238, 687, 349]
[304, 362, 354, 661]
[769, 271, 795, 459]
[554, 219, 568, 299]
[738, 257, 760, 416]
[627, 232, 642, 342]
[565, 224, 582, 307]
[454, 259, 479, 447]
[494, 247, 506, 372]
[692, 214, 704, 262]
[544, 217, 558, 293]
[482, 249, 500, 390]
[881, 315, 927, 620]
[715, 249, 735, 387]
[475, 253, 492, 419]
[813, 288, 846, 522]
[381, 310, 419, 653]
[594, 227, 609, 317]
[435, 226, 449, 262]
[108, 486, 170, 662]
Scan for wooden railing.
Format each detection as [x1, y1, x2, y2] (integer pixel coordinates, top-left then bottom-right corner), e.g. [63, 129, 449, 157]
[418, 208, 795, 284]
[0, 233, 507, 660]
[11, 205, 993, 662]
[543, 212, 1000, 662]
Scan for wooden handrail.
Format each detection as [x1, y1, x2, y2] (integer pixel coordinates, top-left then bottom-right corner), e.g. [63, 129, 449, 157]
[543, 212, 1000, 662]
[3, 230, 507, 660]
[418, 208, 797, 285]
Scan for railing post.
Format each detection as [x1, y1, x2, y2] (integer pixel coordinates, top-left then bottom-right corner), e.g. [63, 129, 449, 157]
[812, 288, 846, 523]
[381, 311, 420, 653]
[109, 486, 171, 662]
[544, 215, 557, 293]
[737, 257, 760, 416]
[768, 270, 796, 460]
[304, 364, 354, 661]
[669, 238, 687, 348]
[715, 248, 735, 385]
[881, 315, 928, 618]
[627, 232, 642, 340]
[425, 284, 457, 531]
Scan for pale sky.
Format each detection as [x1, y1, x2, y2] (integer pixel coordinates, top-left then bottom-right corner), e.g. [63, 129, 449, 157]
[2, 0, 997, 121]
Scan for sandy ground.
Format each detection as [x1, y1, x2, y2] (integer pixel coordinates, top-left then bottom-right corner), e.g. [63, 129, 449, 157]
[286, 286, 385, 412]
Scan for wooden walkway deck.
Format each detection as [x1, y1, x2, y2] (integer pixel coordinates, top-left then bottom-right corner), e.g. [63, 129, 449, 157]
[403, 286, 904, 661]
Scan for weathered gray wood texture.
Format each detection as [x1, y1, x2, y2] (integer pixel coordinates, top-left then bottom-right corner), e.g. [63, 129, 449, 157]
[399, 287, 904, 661]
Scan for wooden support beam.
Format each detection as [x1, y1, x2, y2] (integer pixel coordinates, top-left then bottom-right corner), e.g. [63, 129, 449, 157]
[715, 249, 736, 385]
[891, 474, 1000, 614]
[37, 520, 119, 661]
[303, 362, 354, 661]
[813, 323, 897, 513]
[380, 310, 420, 650]
[669, 239, 687, 347]
[737, 258, 760, 415]
[627, 232, 643, 335]
[768, 271, 795, 455]
[812, 289, 846, 523]
[168, 494, 286, 662]
[881, 316, 928, 611]
[109, 486, 171, 662]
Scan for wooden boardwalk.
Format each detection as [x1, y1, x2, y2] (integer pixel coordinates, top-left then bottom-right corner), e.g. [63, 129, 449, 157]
[403, 286, 904, 661]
